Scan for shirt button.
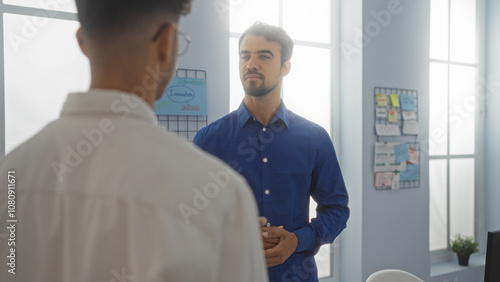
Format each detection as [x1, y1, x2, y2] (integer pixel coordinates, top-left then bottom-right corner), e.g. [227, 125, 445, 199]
[263, 127, 267, 132]
[266, 222, 271, 227]
[265, 190, 270, 195]
[263, 158, 268, 163]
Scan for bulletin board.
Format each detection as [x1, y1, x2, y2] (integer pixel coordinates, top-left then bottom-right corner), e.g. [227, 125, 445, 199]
[374, 141, 421, 190]
[373, 86, 420, 190]
[156, 69, 207, 142]
[374, 86, 419, 139]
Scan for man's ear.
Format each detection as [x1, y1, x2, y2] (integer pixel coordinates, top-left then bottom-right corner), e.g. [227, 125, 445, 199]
[76, 28, 88, 57]
[155, 23, 177, 66]
[281, 61, 291, 77]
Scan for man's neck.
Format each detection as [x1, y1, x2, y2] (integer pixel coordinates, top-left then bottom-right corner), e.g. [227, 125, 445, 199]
[89, 70, 156, 109]
[243, 92, 281, 126]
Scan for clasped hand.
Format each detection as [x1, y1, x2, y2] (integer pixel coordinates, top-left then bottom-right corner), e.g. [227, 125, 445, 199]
[260, 225, 298, 267]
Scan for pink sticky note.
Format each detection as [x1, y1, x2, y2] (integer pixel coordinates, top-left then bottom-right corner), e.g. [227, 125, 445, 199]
[408, 149, 419, 164]
[375, 172, 393, 188]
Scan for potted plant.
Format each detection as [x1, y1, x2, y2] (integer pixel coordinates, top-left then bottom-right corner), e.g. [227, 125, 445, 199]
[450, 234, 479, 266]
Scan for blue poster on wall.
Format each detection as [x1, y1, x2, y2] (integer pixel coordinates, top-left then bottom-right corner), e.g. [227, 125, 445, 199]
[154, 77, 207, 116]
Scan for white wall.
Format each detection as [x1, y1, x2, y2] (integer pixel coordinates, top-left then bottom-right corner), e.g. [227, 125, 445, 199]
[177, 0, 230, 123]
[339, 1, 430, 280]
[360, 0, 429, 280]
[361, 0, 430, 279]
[338, 0, 364, 280]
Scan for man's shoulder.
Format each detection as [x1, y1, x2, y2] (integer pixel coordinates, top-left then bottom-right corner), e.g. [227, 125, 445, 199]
[138, 129, 246, 185]
[287, 110, 329, 137]
[196, 111, 238, 137]
[0, 119, 59, 165]
[141, 138, 253, 209]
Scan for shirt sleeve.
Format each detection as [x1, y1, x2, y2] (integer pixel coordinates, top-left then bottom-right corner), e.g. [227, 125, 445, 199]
[217, 175, 269, 282]
[193, 128, 205, 148]
[294, 129, 350, 254]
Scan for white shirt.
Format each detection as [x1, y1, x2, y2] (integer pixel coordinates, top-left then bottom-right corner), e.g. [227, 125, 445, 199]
[0, 90, 268, 282]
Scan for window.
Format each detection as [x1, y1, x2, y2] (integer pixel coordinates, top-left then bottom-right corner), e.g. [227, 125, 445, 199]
[1, 2, 89, 155]
[229, 1, 338, 280]
[428, 0, 482, 258]
[3, 0, 77, 13]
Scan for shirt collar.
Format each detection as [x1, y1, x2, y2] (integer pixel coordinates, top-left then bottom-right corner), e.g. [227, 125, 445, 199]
[60, 89, 158, 125]
[236, 100, 290, 129]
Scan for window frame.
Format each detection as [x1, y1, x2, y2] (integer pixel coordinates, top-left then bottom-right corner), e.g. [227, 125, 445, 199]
[428, 0, 485, 264]
[0, 3, 78, 157]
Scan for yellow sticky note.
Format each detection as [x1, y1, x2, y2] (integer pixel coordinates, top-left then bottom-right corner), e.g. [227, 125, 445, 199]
[388, 109, 398, 123]
[376, 94, 388, 107]
[390, 94, 400, 107]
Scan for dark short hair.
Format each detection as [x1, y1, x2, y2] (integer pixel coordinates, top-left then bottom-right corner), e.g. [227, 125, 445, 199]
[239, 22, 294, 65]
[75, 0, 192, 39]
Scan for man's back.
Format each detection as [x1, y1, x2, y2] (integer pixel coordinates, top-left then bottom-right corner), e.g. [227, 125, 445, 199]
[0, 91, 268, 282]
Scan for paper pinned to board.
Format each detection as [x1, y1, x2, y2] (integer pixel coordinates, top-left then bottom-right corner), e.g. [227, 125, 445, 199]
[154, 77, 207, 116]
[400, 94, 416, 111]
[403, 120, 420, 135]
[392, 171, 400, 190]
[408, 148, 419, 164]
[376, 124, 401, 136]
[390, 94, 400, 107]
[375, 172, 393, 188]
[400, 164, 419, 181]
[376, 107, 388, 118]
[374, 142, 407, 172]
[394, 143, 409, 163]
[388, 109, 398, 123]
[402, 111, 417, 121]
[376, 94, 388, 107]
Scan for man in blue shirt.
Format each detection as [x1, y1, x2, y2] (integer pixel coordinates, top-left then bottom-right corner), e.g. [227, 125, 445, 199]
[193, 22, 349, 282]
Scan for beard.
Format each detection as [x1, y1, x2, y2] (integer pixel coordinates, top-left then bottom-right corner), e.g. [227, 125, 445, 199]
[243, 74, 280, 97]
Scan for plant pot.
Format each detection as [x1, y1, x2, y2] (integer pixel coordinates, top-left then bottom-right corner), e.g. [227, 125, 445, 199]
[457, 253, 470, 266]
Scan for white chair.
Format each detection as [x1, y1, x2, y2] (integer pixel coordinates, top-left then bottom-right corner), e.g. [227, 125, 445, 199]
[366, 269, 424, 282]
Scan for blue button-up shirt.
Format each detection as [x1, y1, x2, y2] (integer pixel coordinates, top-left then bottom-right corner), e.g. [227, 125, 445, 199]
[193, 101, 349, 282]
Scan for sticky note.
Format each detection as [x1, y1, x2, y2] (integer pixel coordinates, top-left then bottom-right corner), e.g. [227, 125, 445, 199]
[390, 94, 400, 107]
[394, 143, 409, 163]
[376, 94, 388, 107]
[400, 94, 416, 111]
[375, 172, 393, 188]
[388, 109, 398, 123]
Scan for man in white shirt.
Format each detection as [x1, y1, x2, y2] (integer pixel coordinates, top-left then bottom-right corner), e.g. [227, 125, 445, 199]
[0, 1, 268, 281]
